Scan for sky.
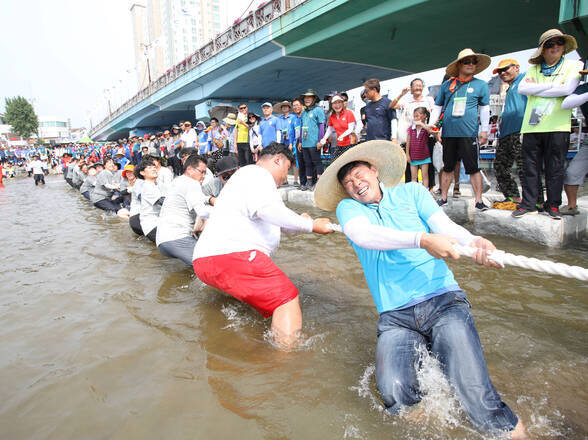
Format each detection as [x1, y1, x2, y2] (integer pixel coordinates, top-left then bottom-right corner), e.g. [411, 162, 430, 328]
[0, 1, 579, 129]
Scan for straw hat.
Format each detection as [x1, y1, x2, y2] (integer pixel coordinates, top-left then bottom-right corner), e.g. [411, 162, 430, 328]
[314, 140, 406, 211]
[528, 29, 578, 64]
[223, 113, 237, 125]
[445, 48, 491, 77]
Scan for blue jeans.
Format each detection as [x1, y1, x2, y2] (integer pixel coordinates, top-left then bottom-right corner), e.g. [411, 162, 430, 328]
[376, 290, 518, 433]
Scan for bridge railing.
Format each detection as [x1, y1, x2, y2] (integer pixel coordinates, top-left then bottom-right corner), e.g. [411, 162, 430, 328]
[92, 0, 307, 136]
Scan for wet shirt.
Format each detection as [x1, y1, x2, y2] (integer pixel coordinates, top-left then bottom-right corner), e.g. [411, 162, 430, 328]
[499, 73, 527, 138]
[336, 183, 459, 314]
[521, 59, 582, 133]
[301, 106, 325, 148]
[435, 78, 489, 138]
[139, 181, 162, 234]
[156, 175, 208, 245]
[194, 165, 284, 259]
[129, 179, 144, 216]
[91, 170, 116, 203]
[364, 97, 395, 141]
[79, 175, 97, 195]
[259, 115, 280, 148]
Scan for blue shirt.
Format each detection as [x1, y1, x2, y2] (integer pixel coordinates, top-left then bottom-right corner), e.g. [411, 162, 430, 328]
[277, 113, 296, 146]
[301, 106, 326, 148]
[336, 183, 460, 314]
[435, 77, 490, 138]
[364, 96, 396, 140]
[292, 114, 302, 145]
[259, 115, 280, 147]
[499, 73, 527, 139]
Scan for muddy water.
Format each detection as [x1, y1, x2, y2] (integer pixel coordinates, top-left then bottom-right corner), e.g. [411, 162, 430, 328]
[1, 175, 587, 439]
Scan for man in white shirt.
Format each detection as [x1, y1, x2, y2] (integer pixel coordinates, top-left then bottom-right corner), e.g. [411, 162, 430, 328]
[193, 143, 333, 347]
[156, 154, 210, 265]
[30, 155, 45, 185]
[181, 121, 198, 149]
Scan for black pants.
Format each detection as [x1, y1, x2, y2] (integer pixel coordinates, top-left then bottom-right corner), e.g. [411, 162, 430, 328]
[34, 173, 45, 185]
[94, 198, 122, 212]
[237, 142, 253, 166]
[129, 214, 144, 236]
[146, 227, 157, 243]
[520, 132, 569, 209]
[303, 147, 324, 178]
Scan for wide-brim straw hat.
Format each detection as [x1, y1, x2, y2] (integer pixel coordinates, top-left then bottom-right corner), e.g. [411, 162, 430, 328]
[445, 48, 491, 77]
[223, 113, 237, 125]
[274, 100, 292, 113]
[529, 29, 578, 64]
[314, 140, 406, 211]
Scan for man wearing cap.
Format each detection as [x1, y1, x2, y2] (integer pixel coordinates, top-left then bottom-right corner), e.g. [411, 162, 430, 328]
[30, 154, 46, 186]
[156, 154, 210, 266]
[195, 121, 209, 155]
[513, 29, 583, 219]
[314, 141, 527, 438]
[202, 155, 238, 204]
[300, 89, 326, 190]
[193, 142, 333, 348]
[181, 121, 197, 149]
[234, 103, 252, 166]
[259, 102, 281, 149]
[430, 49, 492, 211]
[492, 59, 528, 204]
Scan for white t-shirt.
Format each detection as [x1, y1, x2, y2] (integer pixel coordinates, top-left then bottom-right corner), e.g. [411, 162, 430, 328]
[30, 160, 44, 174]
[156, 175, 210, 245]
[156, 166, 174, 196]
[194, 165, 312, 260]
[139, 181, 162, 234]
[181, 129, 197, 148]
[129, 179, 144, 216]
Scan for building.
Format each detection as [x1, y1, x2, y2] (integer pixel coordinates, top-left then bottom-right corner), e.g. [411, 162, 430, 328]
[130, 0, 233, 90]
[38, 116, 71, 144]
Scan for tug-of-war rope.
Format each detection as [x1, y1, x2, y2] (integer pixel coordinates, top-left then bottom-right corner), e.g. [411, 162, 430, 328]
[326, 224, 588, 282]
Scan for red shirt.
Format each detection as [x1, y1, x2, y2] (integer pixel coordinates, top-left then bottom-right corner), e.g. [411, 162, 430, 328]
[328, 109, 356, 147]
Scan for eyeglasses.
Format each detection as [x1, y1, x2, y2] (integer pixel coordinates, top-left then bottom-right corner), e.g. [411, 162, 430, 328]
[460, 58, 478, 65]
[220, 171, 235, 180]
[194, 167, 207, 175]
[544, 38, 565, 49]
[239, 106, 247, 110]
[497, 64, 514, 74]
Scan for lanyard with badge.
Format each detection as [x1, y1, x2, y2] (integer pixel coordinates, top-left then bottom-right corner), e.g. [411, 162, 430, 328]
[528, 62, 564, 125]
[452, 82, 472, 117]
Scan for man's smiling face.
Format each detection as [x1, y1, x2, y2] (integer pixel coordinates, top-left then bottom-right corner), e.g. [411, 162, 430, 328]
[340, 163, 382, 204]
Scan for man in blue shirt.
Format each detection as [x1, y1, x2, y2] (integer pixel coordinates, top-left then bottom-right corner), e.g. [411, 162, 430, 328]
[259, 102, 281, 148]
[362, 78, 396, 141]
[300, 89, 325, 190]
[430, 49, 492, 211]
[313, 141, 527, 438]
[277, 101, 298, 185]
[493, 59, 536, 204]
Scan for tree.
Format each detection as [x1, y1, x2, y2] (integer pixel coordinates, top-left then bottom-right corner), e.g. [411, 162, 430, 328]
[4, 96, 39, 139]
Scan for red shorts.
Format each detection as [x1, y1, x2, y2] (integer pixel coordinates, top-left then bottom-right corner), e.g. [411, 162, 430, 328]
[194, 250, 298, 318]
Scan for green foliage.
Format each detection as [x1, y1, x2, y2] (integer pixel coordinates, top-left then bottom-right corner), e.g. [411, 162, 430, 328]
[4, 96, 39, 139]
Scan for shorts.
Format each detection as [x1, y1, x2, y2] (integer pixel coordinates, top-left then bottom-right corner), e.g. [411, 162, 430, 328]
[564, 144, 588, 185]
[441, 137, 480, 174]
[194, 250, 298, 318]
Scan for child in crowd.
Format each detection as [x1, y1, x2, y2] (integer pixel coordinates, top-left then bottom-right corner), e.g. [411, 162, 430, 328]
[405, 107, 435, 188]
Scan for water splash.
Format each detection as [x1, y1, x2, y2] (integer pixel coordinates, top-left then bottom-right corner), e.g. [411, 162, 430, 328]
[220, 304, 256, 330]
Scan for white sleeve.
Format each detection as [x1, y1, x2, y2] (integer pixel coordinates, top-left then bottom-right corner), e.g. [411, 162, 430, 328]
[561, 90, 588, 109]
[343, 215, 422, 250]
[256, 203, 313, 232]
[320, 126, 334, 145]
[425, 210, 477, 246]
[479, 105, 490, 132]
[429, 105, 442, 126]
[532, 77, 581, 98]
[517, 80, 553, 96]
[338, 122, 356, 139]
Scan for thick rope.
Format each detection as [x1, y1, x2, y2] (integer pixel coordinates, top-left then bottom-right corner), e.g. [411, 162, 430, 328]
[327, 224, 588, 282]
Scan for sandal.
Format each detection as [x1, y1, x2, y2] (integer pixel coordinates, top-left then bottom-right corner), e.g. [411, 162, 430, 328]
[560, 205, 579, 216]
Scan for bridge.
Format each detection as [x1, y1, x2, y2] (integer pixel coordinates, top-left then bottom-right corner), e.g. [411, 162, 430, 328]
[90, 0, 578, 141]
